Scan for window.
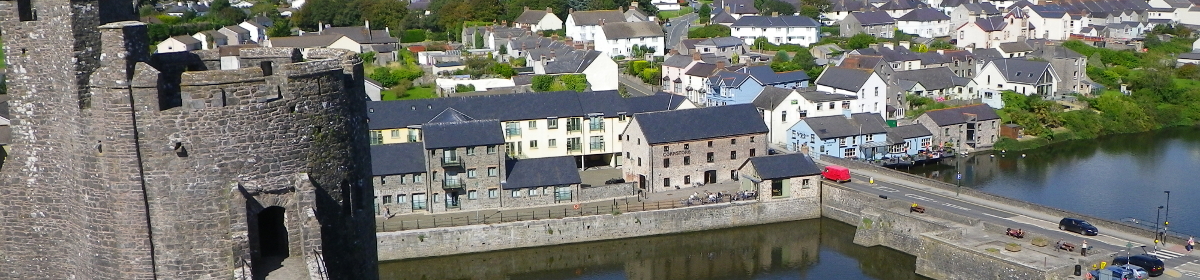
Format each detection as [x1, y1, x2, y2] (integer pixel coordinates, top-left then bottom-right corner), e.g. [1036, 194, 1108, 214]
[467, 147, 476, 155]
[707, 152, 715, 163]
[663, 158, 670, 167]
[487, 145, 497, 154]
[390, 130, 400, 138]
[684, 144, 689, 150]
[802, 179, 811, 189]
[731, 138, 737, 145]
[638, 157, 642, 166]
[530, 140, 539, 149]
[944, 128, 950, 136]
[512, 190, 521, 197]
[408, 130, 420, 142]
[488, 167, 498, 177]
[528, 120, 537, 129]
[708, 141, 713, 148]
[750, 149, 756, 157]
[382, 195, 392, 204]
[468, 169, 477, 178]
[589, 116, 604, 131]
[369, 131, 383, 145]
[397, 194, 406, 203]
[18, 0, 36, 21]
[839, 138, 846, 147]
[488, 189, 498, 198]
[549, 139, 557, 148]
[567, 117, 582, 131]
[844, 147, 857, 158]
[684, 156, 691, 165]
[663, 178, 671, 188]
[618, 113, 627, 121]
[567, 137, 582, 151]
[590, 136, 604, 151]
[468, 190, 478, 199]
[730, 170, 738, 180]
[684, 176, 691, 185]
[782, 111, 787, 122]
[548, 118, 559, 129]
[506, 122, 521, 137]
[730, 151, 737, 160]
[413, 174, 424, 183]
[921, 137, 932, 148]
[750, 136, 755, 143]
[529, 188, 539, 196]
[412, 193, 427, 210]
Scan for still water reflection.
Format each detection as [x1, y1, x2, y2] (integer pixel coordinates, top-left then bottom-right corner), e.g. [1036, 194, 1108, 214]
[379, 218, 932, 280]
[905, 126, 1200, 235]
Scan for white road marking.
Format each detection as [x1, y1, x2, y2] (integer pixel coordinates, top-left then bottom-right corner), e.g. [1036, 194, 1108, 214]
[1149, 249, 1185, 260]
[905, 193, 936, 202]
[874, 186, 900, 193]
[942, 203, 971, 211]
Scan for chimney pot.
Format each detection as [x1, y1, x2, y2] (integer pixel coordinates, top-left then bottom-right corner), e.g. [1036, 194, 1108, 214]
[692, 52, 701, 61]
[524, 6, 529, 11]
[772, 12, 779, 17]
[725, 6, 731, 13]
[569, 8, 574, 14]
[631, 1, 638, 8]
[547, 7, 553, 13]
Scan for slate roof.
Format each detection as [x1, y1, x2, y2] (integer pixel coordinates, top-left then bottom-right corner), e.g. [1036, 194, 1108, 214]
[741, 65, 810, 85]
[751, 86, 796, 109]
[678, 38, 705, 51]
[839, 55, 885, 69]
[716, 0, 761, 14]
[370, 143, 427, 176]
[663, 53, 726, 68]
[367, 90, 629, 129]
[197, 30, 226, 39]
[971, 48, 1005, 60]
[897, 8, 951, 21]
[988, 58, 1052, 84]
[812, 44, 845, 54]
[939, 0, 972, 8]
[830, 0, 869, 12]
[886, 124, 932, 143]
[434, 61, 464, 67]
[421, 120, 505, 149]
[815, 67, 875, 92]
[428, 108, 475, 123]
[1027, 43, 1083, 59]
[169, 35, 201, 45]
[961, 3, 1001, 15]
[797, 89, 857, 102]
[685, 63, 722, 77]
[916, 52, 951, 65]
[515, 9, 551, 24]
[731, 15, 820, 28]
[971, 16, 1008, 32]
[998, 41, 1034, 53]
[801, 113, 890, 139]
[633, 104, 768, 144]
[317, 26, 397, 44]
[408, 0, 430, 10]
[570, 10, 627, 26]
[695, 37, 745, 48]
[880, 0, 923, 10]
[545, 50, 603, 74]
[712, 11, 739, 23]
[625, 8, 650, 21]
[921, 104, 1000, 126]
[708, 70, 753, 88]
[747, 153, 823, 180]
[849, 11, 897, 26]
[1028, 5, 1068, 18]
[893, 67, 966, 90]
[222, 25, 250, 34]
[504, 156, 582, 189]
[1177, 52, 1200, 60]
[268, 34, 344, 48]
[625, 93, 691, 114]
[602, 21, 666, 39]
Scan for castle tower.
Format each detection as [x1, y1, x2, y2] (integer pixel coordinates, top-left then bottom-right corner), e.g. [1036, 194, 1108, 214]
[0, 0, 378, 278]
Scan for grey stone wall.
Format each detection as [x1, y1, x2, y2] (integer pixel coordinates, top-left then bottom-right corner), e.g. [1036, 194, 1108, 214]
[426, 145, 506, 212]
[374, 173, 429, 215]
[621, 127, 768, 192]
[376, 196, 822, 261]
[578, 182, 637, 201]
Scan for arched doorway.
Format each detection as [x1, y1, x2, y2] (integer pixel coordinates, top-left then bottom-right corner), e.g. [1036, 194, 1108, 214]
[257, 206, 289, 259]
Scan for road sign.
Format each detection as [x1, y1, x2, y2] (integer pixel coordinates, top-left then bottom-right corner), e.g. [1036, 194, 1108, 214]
[956, 173, 963, 180]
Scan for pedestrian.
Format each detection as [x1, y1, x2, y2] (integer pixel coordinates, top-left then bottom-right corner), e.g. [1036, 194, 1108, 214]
[1188, 236, 1195, 252]
[384, 207, 391, 219]
[1056, 239, 1063, 252]
[1081, 240, 1089, 256]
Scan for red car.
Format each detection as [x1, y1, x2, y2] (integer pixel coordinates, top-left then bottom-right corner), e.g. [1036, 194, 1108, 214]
[822, 165, 851, 183]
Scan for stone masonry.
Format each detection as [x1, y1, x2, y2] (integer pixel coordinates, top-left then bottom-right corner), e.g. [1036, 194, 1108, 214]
[621, 120, 767, 192]
[0, 1, 378, 278]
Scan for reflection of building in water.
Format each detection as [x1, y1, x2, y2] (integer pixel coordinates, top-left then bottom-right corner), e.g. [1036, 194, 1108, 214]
[623, 228, 819, 280]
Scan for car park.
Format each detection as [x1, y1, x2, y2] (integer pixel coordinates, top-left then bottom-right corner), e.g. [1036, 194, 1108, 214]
[1059, 217, 1098, 236]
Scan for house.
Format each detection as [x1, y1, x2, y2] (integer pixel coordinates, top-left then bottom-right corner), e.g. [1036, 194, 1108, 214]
[692, 37, 748, 59]
[192, 31, 228, 50]
[814, 67, 888, 117]
[625, 3, 653, 21]
[367, 90, 694, 168]
[842, 11, 898, 38]
[731, 14, 822, 46]
[595, 21, 666, 57]
[1023, 5, 1071, 40]
[156, 35, 202, 53]
[880, 0, 924, 18]
[824, 0, 871, 24]
[538, 50, 620, 91]
[501, 156, 584, 208]
[365, 78, 384, 101]
[238, 20, 268, 43]
[973, 58, 1059, 97]
[712, 9, 740, 26]
[673, 38, 706, 55]
[1177, 52, 1200, 66]
[219, 25, 252, 45]
[738, 153, 822, 200]
[707, 69, 764, 106]
[753, 86, 860, 145]
[884, 124, 934, 158]
[940, 49, 977, 78]
[851, 43, 922, 71]
[264, 34, 355, 57]
[949, 3, 1001, 35]
[414, 119, 506, 212]
[810, 44, 845, 60]
[896, 8, 952, 38]
[652, 0, 681, 11]
[997, 41, 1033, 58]
[955, 10, 1031, 49]
[309, 26, 400, 64]
[662, 52, 730, 103]
[740, 65, 810, 88]
[1026, 40, 1092, 95]
[566, 10, 627, 42]
[714, 0, 761, 20]
[513, 7, 564, 33]
[893, 67, 976, 101]
[370, 143, 430, 214]
[620, 104, 769, 192]
[914, 104, 1001, 150]
[786, 112, 890, 159]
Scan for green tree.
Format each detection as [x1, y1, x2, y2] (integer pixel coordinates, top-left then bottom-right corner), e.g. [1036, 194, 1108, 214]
[758, 0, 796, 16]
[455, 84, 476, 92]
[754, 37, 769, 50]
[499, 44, 508, 55]
[640, 68, 661, 85]
[687, 24, 731, 39]
[491, 63, 516, 78]
[798, 5, 821, 19]
[1001, 91, 1030, 111]
[844, 33, 876, 49]
[511, 57, 527, 67]
[629, 60, 650, 76]
[531, 75, 556, 91]
[561, 74, 589, 92]
[359, 52, 377, 65]
[698, 4, 712, 23]
[474, 31, 485, 49]
[791, 47, 816, 70]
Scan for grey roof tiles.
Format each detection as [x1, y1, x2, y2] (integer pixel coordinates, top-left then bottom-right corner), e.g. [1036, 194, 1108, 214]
[370, 143, 427, 176]
[504, 156, 582, 189]
[422, 120, 505, 149]
[731, 15, 820, 28]
[802, 112, 889, 139]
[633, 104, 768, 144]
[816, 67, 875, 92]
[922, 104, 1000, 126]
[747, 153, 823, 180]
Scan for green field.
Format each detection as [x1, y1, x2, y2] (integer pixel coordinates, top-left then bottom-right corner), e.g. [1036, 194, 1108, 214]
[382, 86, 437, 100]
[658, 6, 694, 20]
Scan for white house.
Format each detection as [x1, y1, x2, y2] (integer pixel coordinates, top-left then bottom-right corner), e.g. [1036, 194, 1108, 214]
[265, 34, 357, 55]
[955, 10, 1030, 49]
[238, 20, 268, 43]
[652, 0, 680, 11]
[595, 21, 666, 57]
[949, 3, 1001, 35]
[973, 58, 1059, 97]
[566, 10, 627, 42]
[896, 8, 953, 38]
[1023, 5, 1070, 40]
[513, 7, 564, 33]
[730, 14, 822, 46]
[156, 35, 202, 53]
[813, 66, 888, 117]
[192, 30, 228, 50]
[535, 50, 621, 91]
[219, 25, 252, 45]
[752, 86, 862, 145]
[662, 53, 730, 104]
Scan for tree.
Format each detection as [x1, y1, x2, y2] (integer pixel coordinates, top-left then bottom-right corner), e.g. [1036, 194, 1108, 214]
[499, 44, 508, 55]
[639, 68, 661, 85]
[491, 63, 516, 78]
[560, 74, 589, 92]
[359, 52, 377, 65]
[687, 24, 731, 39]
[629, 60, 651, 76]
[474, 31, 485, 49]
[791, 47, 816, 70]
[698, 4, 712, 23]
[799, 5, 821, 19]
[531, 75, 556, 91]
[359, 0, 409, 31]
[731, 53, 740, 64]
[844, 33, 876, 49]
[758, 0, 796, 16]
[754, 37, 770, 50]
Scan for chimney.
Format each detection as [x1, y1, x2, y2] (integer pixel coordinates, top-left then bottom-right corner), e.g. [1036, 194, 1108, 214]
[882, 42, 894, 49]
[899, 41, 910, 49]
[319, 22, 324, 33]
[385, 26, 390, 36]
[569, 8, 574, 14]
[365, 20, 370, 30]
[725, 6, 731, 13]
[600, 19, 606, 25]
[502, 20, 508, 26]
[524, 6, 529, 11]
[936, 49, 945, 55]
[692, 52, 701, 61]
[717, 60, 725, 69]
[547, 7, 552, 13]
[772, 11, 779, 17]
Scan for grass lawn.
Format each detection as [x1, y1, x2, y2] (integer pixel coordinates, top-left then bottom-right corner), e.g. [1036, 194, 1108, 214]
[1174, 78, 1200, 88]
[658, 6, 694, 20]
[383, 86, 437, 100]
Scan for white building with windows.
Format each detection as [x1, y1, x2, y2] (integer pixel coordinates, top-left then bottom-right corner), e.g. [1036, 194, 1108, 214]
[566, 10, 627, 42]
[896, 8, 952, 38]
[973, 58, 1059, 97]
[730, 14, 821, 46]
[513, 7, 564, 33]
[812, 66, 888, 117]
[752, 86, 863, 145]
[595, 21, 666, 57]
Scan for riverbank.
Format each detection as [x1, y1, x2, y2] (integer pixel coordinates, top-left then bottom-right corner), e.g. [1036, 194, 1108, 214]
[993, 123, 1200, 151]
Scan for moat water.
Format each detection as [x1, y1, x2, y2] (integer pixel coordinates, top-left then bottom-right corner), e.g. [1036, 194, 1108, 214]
[378, 218, 933, 280]
[906, 126, 1200, 235]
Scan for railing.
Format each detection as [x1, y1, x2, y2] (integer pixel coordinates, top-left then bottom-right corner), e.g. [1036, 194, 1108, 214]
[589, 142, 605, 152]
[506, 128, 522, 137]
[311, 249, 328, 280]
[441, 157, 462, 168]
[442, 179, 464, 189]
[589, 122, 604, 131]
[377, 199, 725, 232]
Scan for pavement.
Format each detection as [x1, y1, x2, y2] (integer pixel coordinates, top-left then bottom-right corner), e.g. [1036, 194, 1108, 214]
[665, 13, 698, 53]
[813, 157, 1200, 279]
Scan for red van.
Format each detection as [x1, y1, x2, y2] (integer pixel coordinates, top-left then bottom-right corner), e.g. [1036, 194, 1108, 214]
[822, 165, 851, 183]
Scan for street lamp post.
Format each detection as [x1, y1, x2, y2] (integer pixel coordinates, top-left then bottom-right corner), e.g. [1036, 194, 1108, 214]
[1164, 191, 1171, 238]
[1155, 206, 1164, 250]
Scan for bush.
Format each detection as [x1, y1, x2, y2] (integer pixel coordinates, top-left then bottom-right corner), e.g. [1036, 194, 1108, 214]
[1031, 237, 1049, 247]
[1005, 243, 1022, 252]
[688, 25, 731, 39]
[400, 29, 426, 43]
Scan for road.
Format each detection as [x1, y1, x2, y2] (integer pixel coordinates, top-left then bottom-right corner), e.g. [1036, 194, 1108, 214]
[665, 12, 698, 52]
[618, 74, 654, 96]
[819, 158, 1200, 279]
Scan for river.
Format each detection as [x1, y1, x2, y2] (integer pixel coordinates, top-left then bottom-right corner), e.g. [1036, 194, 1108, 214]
[905, 126, 1200, 235]
[378, 218, 932, 280]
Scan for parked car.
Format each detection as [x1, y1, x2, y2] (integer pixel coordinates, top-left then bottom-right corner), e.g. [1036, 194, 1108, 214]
[1113, 254, 1165, 277]
[1118, 264, 1150, 279]
[822, 165, 851, 183]
[1090, 266, 1147, 280]
[1059, 217, 1098, 236]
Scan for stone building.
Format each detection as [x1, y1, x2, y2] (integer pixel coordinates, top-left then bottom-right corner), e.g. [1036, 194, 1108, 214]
[738, 153, 823, 200]
[620, 104, 769, 193]
[914, 104, 1002, 151]
[0, 1, 377, 278]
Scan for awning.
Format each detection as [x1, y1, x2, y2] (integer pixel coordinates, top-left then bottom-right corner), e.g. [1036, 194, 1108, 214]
[886, 105, 897, 113]
[860, 141, 890, 148]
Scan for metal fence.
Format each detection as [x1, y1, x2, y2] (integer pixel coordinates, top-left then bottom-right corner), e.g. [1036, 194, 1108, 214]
[377, 199, 725, 232]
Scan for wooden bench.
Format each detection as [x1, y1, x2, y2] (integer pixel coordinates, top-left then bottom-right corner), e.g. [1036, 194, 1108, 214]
[1058, 242, 1076, 252]
[910, 205, 926, 213]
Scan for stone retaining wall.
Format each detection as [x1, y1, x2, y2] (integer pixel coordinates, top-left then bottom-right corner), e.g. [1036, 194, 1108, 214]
[376, 197, 821, 261]
[578, 182, 637, 202]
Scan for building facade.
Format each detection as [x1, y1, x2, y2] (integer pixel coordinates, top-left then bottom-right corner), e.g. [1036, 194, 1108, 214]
[621, 105, 768, 193]
[731, 15, 822, 46]
[914, 104, 1002, 151]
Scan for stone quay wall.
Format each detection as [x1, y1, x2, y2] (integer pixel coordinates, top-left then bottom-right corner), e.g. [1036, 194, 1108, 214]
[376, 196, 821, 261]
[578, 182, 638, 202]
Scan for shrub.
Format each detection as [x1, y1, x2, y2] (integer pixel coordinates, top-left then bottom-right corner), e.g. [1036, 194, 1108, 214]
[400, 29, 426, 43]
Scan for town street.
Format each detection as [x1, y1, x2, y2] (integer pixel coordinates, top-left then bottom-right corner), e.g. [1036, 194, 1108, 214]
[665, 12, 698, 52]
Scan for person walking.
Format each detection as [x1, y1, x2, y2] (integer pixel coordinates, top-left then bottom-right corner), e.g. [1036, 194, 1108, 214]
[1188, 236, 1195, 253]
[1081, 240, 1089, 256]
